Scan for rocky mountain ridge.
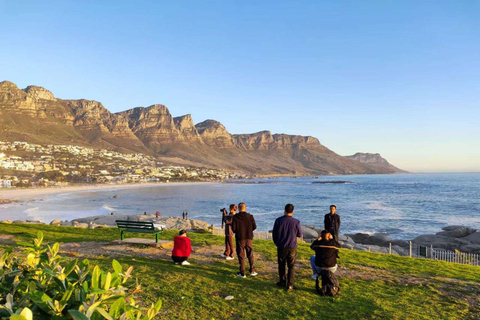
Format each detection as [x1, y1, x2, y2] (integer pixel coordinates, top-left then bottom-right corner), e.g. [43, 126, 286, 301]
[345, 152, 408, 173]
[0, 80, 404, 175]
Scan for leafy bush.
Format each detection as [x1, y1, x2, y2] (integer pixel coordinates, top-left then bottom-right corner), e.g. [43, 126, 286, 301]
[0, 231, 161, 320]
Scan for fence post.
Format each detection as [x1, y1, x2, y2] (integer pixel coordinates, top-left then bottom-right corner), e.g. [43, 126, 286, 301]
[430, 245, 433, 259]
[409, 241, 412, 258]
[368, 246, 371, 252]
[389, 243, 392, 255]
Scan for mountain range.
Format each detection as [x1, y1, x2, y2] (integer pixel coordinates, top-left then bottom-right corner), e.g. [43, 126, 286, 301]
[0, 80, 405, 175]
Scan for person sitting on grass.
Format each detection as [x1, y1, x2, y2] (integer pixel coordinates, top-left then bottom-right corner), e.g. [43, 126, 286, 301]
[172, 229, 192, 265]
[310, 230, 340, 279]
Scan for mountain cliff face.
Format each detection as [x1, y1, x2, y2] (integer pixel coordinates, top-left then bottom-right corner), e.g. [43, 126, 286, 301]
[0, 81, 404, 175]
[346, 153, 407, 173]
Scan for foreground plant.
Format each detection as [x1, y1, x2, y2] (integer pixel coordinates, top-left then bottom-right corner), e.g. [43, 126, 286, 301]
[0, 231, 161, 320]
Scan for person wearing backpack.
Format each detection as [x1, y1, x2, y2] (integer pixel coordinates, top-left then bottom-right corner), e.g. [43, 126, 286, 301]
[310, 230, 340, 277]
[310, 230, 340, 296]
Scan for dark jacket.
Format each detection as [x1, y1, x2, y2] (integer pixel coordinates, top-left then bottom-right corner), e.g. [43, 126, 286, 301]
[272, 215, 302, 249]
[324, 213, 341, 236]
[223, 214, 234, 236]
[310, 239, 340, 268]
[232, 211, 256, 240]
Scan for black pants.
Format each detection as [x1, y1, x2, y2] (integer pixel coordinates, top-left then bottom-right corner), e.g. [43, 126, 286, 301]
[224, 235, 234, 257]
[277, 248, 297, 286]
[236, 239, 254, 275]
[172, 256, 188, 263]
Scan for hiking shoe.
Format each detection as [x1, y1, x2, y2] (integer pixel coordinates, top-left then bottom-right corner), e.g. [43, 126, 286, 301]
[226, 256, 235, 260]
[276, 281, 286, 287]
[250, 271, 258, 277]
[236, 272, 246, 278]
[181, 261, 190, 265]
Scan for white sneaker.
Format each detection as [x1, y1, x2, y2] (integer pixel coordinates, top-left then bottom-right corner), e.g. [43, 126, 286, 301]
[312, 275, 318, 280]
[236, 272, 246, 278]
[181, 260, 190, 265]
[174, 262, 180, 265]
[226, 256, 234, 260]
[220, 254, 227, 258]
[250, 272, 258, 277]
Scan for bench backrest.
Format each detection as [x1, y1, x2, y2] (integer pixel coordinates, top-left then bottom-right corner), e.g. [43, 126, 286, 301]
[116, 220, 155, 231]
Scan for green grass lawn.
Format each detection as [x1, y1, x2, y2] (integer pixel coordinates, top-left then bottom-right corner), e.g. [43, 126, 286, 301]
[1, 223, 479, 320]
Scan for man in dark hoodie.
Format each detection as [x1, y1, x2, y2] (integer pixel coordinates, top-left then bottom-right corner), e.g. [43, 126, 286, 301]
[231, 202, 257, 278]
[310, 230, 340, 279]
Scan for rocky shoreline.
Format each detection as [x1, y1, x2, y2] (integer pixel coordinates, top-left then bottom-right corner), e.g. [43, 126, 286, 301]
[2, 215, 479, 255]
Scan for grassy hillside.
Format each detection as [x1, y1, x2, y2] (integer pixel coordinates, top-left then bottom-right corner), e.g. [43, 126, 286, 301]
[0, 223, 478, 320]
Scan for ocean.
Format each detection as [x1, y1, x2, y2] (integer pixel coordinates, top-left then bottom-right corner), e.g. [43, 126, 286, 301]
[1, 173, 479, 240]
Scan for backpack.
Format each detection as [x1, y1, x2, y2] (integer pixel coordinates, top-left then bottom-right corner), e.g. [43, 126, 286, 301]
[315, 269, 339, 297]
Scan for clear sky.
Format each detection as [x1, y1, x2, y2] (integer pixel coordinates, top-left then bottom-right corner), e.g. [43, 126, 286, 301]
[1, 1, 479, 172]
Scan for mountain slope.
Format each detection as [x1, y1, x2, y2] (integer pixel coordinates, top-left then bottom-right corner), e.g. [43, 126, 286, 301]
[346, 152, 407, 173]
[0, 80, 403, 175]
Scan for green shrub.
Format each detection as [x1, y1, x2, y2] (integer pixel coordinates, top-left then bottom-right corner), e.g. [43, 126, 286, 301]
[0, 231, 161, 320]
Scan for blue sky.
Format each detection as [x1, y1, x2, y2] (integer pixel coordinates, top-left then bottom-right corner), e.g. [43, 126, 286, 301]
[1, 1, 479, 172]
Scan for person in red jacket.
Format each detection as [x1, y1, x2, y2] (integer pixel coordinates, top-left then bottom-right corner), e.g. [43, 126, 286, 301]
[172, 230, 192, 265]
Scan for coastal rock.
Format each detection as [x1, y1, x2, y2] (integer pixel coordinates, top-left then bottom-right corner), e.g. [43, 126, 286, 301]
[437, 226, 476, 238]
[301, 226, 318, 240]
[458, 244, 480, 254]
[50, 219, 62, 226]
[13, 220, 24, 224]
[0, 220, 12, 224]
[462, 231, 480, 245]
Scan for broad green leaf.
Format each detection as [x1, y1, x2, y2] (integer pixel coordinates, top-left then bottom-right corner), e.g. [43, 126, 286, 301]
[19, 307, 33, 320]
[154, 299, 162, 312]
[95, 307, 113, 320]
[112, 260, 122, 274]
[30, 291, 53, 314]
[104, 272, 112, 291]
[92, 266, 100, 289]
[68, 310, 89, 320]
[109, 297, 125, 318]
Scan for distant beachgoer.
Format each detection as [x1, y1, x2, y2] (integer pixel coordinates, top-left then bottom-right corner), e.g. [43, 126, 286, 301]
[172, 230, 192, 265]
[324, 205, 340, 241]
[273, 204, 302, 290]
[110, 212, 114, 216]
[182, 211, 185, 219]
[155, 211, 160, 218]
[185, 211, 188, 220]
[231, 202, 257, 278]
[221, 204, 237, 260]
[144, 211, 147, 215]
[310, 230, 340, 279]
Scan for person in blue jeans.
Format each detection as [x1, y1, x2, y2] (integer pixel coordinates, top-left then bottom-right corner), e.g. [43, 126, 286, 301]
[310, 230, 340, 280]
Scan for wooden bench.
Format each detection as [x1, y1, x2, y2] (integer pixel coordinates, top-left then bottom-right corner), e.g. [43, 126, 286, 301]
[115, 220, 164, 243]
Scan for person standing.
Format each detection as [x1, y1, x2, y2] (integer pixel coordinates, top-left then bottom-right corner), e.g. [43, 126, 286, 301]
[231, 202, 257, 278]
[155, 211, 160, 218]
[182, 211, 185, 220]
[324, 205, 340, 241]
[272, 204, 302, 291]
[185, 211, 188, 220]
[172, 230, 192, 265]
[221, 204, 236, 260]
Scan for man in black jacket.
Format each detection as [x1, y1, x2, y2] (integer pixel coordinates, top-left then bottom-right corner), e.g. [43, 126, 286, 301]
[231, 202, 257, 278]
[324, 205, 340, 241]
[310, 230, 340, 279]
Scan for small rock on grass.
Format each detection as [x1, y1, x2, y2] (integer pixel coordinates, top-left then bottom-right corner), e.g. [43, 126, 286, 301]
[224, 295, 234, 300]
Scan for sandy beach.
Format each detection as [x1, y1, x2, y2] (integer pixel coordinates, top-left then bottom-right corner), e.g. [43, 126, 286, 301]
[0, 182, 210, 203]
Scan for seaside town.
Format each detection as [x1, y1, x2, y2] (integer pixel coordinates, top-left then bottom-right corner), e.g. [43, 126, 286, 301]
[0, 140, 244, 188]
